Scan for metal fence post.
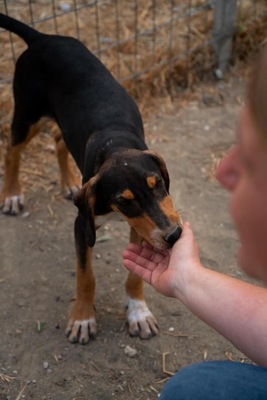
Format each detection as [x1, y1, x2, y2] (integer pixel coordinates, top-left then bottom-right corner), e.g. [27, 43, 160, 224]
[212, 0, 238, 78]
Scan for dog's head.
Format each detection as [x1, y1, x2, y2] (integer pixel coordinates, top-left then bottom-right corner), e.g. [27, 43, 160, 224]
[74, 149, 183, 250]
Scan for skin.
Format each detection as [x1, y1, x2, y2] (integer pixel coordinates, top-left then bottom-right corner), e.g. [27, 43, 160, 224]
[122, 105, 267, 367]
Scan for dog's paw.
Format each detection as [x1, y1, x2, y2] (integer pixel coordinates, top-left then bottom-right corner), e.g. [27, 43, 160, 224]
[63, 185, 80, 200]
[0, 194, 24, 215]
[65, 317, 97, 344]
[126, 298, 159, 339]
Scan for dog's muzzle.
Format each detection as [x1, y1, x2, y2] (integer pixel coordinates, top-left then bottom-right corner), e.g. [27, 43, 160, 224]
[163, 226, 182, 246]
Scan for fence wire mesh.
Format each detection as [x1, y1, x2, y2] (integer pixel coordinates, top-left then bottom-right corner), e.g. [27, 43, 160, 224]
[0, 0, 265, 88]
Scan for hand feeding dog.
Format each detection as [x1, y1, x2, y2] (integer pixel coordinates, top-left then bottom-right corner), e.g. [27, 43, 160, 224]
[0, 13, 183, 344]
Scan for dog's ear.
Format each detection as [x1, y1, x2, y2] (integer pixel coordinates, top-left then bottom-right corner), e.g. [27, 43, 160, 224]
[144, 150, 170, 192]
[74, 176, 98, 247]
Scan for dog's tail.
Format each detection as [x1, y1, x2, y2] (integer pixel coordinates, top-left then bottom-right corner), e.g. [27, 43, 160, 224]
[0, 13, 43, 46]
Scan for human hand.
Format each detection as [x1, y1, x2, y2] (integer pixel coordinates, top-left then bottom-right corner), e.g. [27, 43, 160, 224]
[122, 222, 202, 299]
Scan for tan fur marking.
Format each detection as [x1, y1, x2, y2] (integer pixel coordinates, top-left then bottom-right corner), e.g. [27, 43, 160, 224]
[121, 189, 134, 200]
[126, 214, 157, 244]
[111, 204, 120, 213]
[147, 176, 156, 189]
[55, 135, 81, 191]
[111, 204, 157, 245]
[1, 122, 41, 199]
[125, 227, 144, 300]
[69, 247, 96, 321]
[160, 195, 181, 224]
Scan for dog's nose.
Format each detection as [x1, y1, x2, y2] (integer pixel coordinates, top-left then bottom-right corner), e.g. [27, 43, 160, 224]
[164, 226, 182, 246]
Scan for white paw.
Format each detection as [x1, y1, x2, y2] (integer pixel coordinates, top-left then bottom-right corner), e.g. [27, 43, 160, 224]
[1, 195, 24, 215]
[126, 298, 159, 339]
[63, 185, 80, 200]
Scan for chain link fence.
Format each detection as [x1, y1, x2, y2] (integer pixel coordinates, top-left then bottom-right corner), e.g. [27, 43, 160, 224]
[0, 0, 266, 89]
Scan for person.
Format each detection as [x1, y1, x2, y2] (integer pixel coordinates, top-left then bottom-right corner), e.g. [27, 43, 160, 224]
[122, 46, 267, 400]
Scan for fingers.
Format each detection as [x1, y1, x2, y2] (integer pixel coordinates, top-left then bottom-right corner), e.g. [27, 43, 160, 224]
[122, 244, 168, 269]
[123, 258, 153, 284]
[122, 247, 153, 270]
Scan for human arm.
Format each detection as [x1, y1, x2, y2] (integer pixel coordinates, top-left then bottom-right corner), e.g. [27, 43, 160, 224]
[122, 222, 267, 367]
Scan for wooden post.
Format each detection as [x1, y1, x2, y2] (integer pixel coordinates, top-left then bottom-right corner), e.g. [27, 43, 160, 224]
[212, 0, 238, 78]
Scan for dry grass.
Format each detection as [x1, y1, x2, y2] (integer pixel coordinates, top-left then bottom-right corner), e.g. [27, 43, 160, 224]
[0, 1, 266, 144]
[0, 2, 265, 109]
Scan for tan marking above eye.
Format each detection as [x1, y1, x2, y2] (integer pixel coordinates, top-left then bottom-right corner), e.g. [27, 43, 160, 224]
[121, 189, 135, 200]
[147, 176, 157, 189]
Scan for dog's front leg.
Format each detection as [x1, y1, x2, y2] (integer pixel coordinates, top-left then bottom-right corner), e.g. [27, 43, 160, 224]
[125, 227, 159, 339]
[65, 213, 97, 344]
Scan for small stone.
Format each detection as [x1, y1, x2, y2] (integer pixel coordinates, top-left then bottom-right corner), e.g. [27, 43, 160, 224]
[124, 345, 137, 357]
[43, 361, 49, 369]
[22, 211, 30, 218]
[214, 68, 224, 80]
[105, 256, 112, 264]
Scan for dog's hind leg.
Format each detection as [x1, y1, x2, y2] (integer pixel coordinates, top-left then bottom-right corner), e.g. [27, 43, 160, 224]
[125, 227, 159, 339]
[65, 212, 97, 344]
[1, 56, 47, 215]
[53, 128, 81, 200]
[0, 120, 41, 215]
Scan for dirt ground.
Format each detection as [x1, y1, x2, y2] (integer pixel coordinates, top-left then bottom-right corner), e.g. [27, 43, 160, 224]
[0, 72, 259, 400]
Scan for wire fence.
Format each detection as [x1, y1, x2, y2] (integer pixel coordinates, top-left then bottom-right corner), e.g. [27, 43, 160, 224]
[0, 0, 266, 89]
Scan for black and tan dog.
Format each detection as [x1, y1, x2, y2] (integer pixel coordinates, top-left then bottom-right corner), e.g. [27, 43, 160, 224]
[0, 13, 183, 344]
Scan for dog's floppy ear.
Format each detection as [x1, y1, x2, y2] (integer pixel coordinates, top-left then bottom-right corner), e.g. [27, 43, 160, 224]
[74, 176, 98, 247]
[144, 150, 170, 192]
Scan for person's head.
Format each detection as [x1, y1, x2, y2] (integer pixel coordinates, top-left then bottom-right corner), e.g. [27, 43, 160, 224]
[216, 46, 267, 283]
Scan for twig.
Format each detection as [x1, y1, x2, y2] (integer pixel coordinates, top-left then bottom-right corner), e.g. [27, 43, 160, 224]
[21, 168, 47, 178]
[162, 331, 198, 338]
[0, 373, 16, 383]
[15, 384, 27, 400]
[47, 204, 54, 217]
[162, 352, 175, 376]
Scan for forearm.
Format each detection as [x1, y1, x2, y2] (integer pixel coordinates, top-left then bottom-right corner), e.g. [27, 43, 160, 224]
[176, 265, 267, 367]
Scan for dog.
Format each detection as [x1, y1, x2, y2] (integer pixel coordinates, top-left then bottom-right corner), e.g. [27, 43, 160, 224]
[0, 13, 183, 344]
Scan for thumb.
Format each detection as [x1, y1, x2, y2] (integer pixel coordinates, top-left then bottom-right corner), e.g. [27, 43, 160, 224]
[171, 221, 198, 257]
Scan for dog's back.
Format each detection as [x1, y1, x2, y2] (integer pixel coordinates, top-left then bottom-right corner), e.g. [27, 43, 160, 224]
[0, 13, 144, 171]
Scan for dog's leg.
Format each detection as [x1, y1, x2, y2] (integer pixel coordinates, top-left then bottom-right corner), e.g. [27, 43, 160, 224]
[65, 213, 97, 344]
[53, 129, 81, 200]
[125, 227, 159, 339]
[1, 122, 40, 215]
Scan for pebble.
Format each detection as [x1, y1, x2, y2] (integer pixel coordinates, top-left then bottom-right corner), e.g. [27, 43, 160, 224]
[43, 361, 49, 369]
[124, 345, 137, 357]
[214, 68, 224, 80]
[22, 211, 30, 218]
[105, 256, 112, 264]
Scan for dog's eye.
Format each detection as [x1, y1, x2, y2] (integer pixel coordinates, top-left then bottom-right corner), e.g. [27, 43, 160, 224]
[117, 197, 131, 207]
